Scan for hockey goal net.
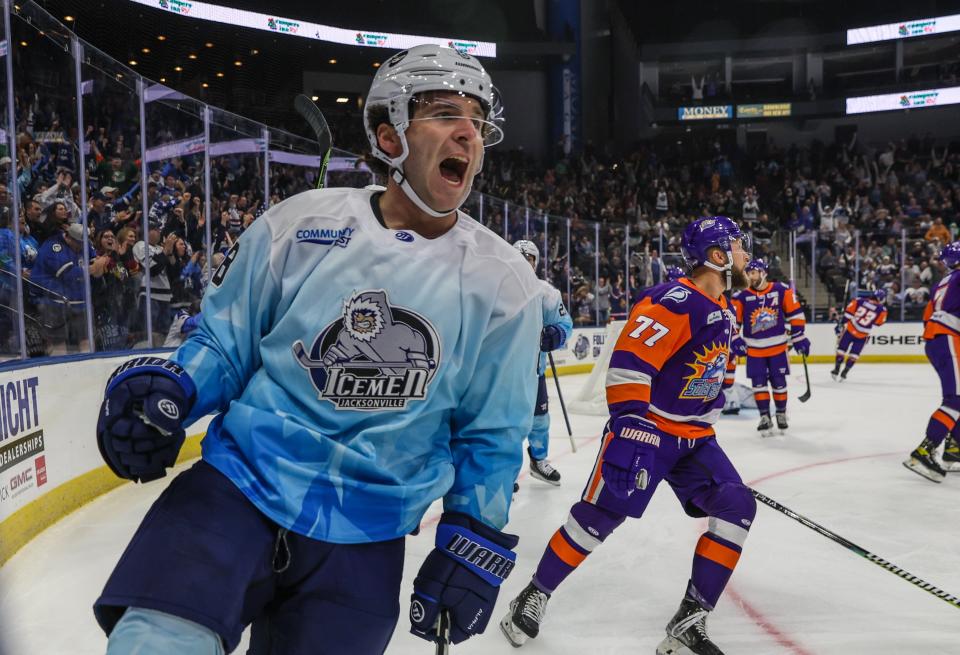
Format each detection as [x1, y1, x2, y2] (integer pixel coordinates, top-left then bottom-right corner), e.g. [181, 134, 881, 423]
[568, 320, 626, 416]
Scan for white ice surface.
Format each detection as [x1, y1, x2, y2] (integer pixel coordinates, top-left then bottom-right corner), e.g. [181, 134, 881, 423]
[1, 364, 958, 654]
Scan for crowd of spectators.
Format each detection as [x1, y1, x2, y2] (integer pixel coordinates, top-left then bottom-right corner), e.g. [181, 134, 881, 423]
[469, 129, 960, 323]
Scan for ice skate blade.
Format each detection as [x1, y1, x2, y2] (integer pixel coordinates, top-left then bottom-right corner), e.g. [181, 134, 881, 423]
[759, 429, 775, 438]
[656, 635, 692, 655]
[499, 614, 528, 648]
[529, 469, 561, 486]
[902, 458, 944, 483]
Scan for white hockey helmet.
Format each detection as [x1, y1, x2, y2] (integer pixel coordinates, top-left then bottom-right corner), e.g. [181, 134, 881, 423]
[513, 239, 539, 268]
[364, 44, 503, 218]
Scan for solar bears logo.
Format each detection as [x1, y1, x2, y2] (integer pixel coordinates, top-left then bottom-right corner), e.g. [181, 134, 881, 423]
[680, 342, 728, 400]
[293, 290, 441, 410]
[750, 306, 779, 332]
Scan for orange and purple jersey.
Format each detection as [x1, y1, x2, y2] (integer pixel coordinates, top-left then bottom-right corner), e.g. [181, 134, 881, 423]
[605, 278, 734, 439]
[924, 270, 960, 340]
[730, 282, 804, 357]
[843, 298, 887, 339]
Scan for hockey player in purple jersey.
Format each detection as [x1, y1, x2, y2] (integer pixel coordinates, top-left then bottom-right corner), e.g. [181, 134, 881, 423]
[730, 259, 809, 437]
[905, 241, 960, 481]
[501, 216, 755, 655]
[832, 289, 888, 381]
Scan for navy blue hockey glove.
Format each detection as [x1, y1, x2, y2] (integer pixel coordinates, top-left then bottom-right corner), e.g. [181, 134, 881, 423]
[540, 325, 564, 352]
[410, 512, 518, 644]
[96, 357, 197, 483]
[601, 414, 662, 499]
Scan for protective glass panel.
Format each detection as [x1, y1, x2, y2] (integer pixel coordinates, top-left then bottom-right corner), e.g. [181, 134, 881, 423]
[13, 4, 90, 355]
[267, 127, 320, 203]
[0, 1, 23, 360]
[569, 218, 597, 327]
[142, 90, 205, 347]
[80, 43, 146, 353]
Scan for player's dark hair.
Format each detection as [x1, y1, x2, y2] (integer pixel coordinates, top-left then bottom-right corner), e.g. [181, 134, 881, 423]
[364, 104, 391, 177]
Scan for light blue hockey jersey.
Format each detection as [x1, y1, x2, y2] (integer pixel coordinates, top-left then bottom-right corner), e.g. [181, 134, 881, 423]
[537, 280, 573, 375]
[171, 187, 543, 543]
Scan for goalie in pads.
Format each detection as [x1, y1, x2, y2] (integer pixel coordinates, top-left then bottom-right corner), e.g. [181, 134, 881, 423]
[502, 216, 755, 655]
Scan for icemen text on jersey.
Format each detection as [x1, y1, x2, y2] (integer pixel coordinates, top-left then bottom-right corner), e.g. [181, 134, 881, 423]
[606, 279, 735, 439]
[171, 187, 543, 543]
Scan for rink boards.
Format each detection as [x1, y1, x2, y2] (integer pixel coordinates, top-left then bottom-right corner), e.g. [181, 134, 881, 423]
[0, 321, 926, 565]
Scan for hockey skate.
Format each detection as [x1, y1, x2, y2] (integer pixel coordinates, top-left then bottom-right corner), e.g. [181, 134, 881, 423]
[500, 582, 550, 647]
[840, 368, 849, 381]
[757, 414, 774, 438]
[656, 597, 725, 655]
[943, 436, 960, 472]
[775, 412, 788, 434]
[830, 366, 840, 381]
[529, 449, 561, 486]
[903, 439, 946, 483]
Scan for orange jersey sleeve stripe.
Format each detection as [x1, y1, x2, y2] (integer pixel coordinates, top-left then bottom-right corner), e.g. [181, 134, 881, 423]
[731, 298, 744, 324]
[548, 530, 587, 567]
[695, 534, 741, 570]
[606, 383, 651, 407]
[783, 288, 803, 316]
[614, 300, 692, 372]
[649, 413, 715, 439]
[747, 344, 788, 357]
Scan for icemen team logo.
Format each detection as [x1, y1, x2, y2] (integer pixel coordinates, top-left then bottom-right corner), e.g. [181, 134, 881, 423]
[573, 334, 589, 360]
[749, 306, 779, 332]
[679, 342, 728, 400]
[293, 290, 441, 411]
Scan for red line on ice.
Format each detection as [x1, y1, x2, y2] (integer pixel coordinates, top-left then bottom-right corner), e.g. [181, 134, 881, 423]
[722, 450, 901, 655]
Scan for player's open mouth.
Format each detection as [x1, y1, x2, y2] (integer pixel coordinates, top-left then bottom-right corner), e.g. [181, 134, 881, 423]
[439, 155, 469, 186]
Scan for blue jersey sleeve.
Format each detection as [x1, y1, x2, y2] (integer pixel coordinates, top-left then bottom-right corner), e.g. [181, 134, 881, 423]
[443, 298, 541, 529]
[544, 287, 573, 348]
[171, 214, 283, 425]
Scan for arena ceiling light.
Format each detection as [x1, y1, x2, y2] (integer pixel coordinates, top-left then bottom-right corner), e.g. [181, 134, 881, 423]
[847, 13, 960, 45]
[122, 0, 496, 58]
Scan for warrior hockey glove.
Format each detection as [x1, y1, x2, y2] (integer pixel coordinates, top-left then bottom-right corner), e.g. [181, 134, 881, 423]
[540, 325, 564, 352]
[410, 512, 518, 644]
[791, 331, 811, 356]
[96, 357, 196, 483]
[601, 414, 661, 499]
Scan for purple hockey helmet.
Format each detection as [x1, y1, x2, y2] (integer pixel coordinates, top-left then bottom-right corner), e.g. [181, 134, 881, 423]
[745, 258, 768, 275]
[665, 266, 685, 282]
[872, 288, 887, 303]
[939, 241, 960, 269]
[681, 215, 750, 268]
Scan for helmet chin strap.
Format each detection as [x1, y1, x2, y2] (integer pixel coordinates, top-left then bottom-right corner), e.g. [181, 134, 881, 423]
[703, 247, 734, 291]
[386, 126, 473, 220]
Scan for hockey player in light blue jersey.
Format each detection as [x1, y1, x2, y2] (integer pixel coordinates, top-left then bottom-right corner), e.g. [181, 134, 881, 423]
[513, 239, 573, 486]
[93, 45, 543, 655]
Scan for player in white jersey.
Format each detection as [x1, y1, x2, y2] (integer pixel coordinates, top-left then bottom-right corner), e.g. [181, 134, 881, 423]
[93, 45, 542, 654]
[513, 240, 573, 486]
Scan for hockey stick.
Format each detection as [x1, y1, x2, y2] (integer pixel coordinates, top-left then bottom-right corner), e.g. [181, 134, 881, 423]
[435, 609, 451, 654]
[752, 489, 960, 611]
[293, 94, 332, 189]
[548, 352, 575, 452]
[797, 354, 811, 402]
